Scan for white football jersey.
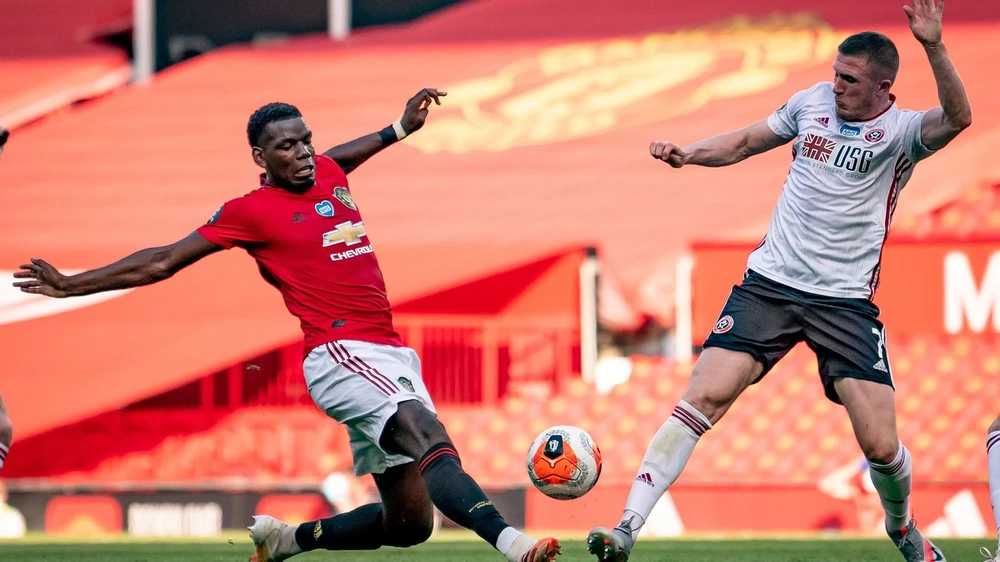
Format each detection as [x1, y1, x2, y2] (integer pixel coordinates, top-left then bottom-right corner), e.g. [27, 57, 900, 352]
[747, 82, 935, 300]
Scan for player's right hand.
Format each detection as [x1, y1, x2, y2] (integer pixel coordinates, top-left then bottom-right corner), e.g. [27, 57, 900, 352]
[12, 258, 70, 298]
[650, 140, 687, 168]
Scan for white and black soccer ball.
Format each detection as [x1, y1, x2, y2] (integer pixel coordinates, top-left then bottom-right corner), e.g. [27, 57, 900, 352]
[526, 425, 602, 500]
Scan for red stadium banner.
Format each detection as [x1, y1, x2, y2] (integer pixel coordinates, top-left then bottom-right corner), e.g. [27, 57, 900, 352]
[254, 495, 330, 526]
[44, 495, 122, 536]
[689, 240, 1000, 341]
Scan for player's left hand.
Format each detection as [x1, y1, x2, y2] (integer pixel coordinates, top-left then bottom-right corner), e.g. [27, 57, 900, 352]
[399, 88, 447, 135]
[904, 0, 944, 46]
[0, 126, 9, 158]
[12, 258, 71, 298]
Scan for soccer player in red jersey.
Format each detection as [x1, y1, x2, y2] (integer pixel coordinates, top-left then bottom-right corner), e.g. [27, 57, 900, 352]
[13, 89, 560, 562]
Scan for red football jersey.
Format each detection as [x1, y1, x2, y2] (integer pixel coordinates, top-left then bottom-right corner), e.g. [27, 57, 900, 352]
[197, 155, 403, 352]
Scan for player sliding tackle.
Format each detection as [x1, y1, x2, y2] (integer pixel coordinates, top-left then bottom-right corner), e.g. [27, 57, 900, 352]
[13, 89, 560, 562]
[588, 1, 970, 561]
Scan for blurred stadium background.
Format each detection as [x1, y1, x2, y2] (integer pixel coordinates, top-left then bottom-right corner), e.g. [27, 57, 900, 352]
[0, 0, 999, 543]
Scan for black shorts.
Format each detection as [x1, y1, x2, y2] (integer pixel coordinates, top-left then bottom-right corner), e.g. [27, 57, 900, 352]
[702, 270, 893, 404]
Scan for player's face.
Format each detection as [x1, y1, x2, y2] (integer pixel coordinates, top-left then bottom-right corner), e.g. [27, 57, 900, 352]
[831, 54, 890, 121]
[253, 118, 316, 190]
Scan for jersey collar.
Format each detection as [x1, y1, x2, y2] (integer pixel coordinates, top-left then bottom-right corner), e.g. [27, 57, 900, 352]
[851, 94, 896, 123]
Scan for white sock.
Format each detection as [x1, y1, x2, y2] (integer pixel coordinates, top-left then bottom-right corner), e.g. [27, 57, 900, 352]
[868, 444, 912, 532]
[283, 523, 304, 556]
[988, 430, 1000, 547]
[618, 400, 711, 541]
[497, 526, 531, 561]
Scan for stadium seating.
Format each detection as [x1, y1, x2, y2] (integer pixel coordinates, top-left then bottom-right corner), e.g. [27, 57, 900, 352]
[892, 182, 1000, 240]
[0, 0, 131, 127]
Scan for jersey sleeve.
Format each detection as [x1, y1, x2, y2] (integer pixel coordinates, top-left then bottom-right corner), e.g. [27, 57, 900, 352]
[315, 154, 349, 187]
[897, 109, 936, 162]
[196, 196, 265, 249]
[767, 84, 821, 140]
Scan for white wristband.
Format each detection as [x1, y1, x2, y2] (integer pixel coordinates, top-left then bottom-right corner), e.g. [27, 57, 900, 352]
[392, 120, 408, 141]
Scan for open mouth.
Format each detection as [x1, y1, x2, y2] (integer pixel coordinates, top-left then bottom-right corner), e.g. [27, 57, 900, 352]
[294, 165, 315, 178]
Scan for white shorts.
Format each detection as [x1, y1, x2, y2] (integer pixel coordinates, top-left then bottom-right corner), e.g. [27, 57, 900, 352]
[303, 340, 436, 476]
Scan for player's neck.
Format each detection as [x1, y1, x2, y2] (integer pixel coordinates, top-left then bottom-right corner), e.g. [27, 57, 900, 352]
[855, 97, 893, 122]
[265, 174, 316, 194]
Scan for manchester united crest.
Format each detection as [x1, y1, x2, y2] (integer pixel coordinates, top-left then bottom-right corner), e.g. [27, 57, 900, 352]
[334, 187, 357, 210]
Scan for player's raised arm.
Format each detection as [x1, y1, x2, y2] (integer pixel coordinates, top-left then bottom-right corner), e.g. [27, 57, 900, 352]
[12, 231, 222, 298]
[905, 0, 971, 151]
[650, 119, 789, 168]
[322, 88, 446, 174]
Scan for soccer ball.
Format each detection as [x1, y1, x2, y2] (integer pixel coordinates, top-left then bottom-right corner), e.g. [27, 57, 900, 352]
[526, 425, 602, 500]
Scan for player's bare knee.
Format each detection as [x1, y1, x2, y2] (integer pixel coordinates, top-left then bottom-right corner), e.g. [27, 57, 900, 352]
[681, 381, 737, 424]
[683, 349, 758, 424]
[680, 393, 722, 423]
[989, 416, 1000, 434]
[861, 437, 900, 466]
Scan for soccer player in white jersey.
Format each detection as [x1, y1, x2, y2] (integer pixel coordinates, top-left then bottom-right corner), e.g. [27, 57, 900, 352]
[587, 1, 970, 561]
[983, 416, 1000, 561]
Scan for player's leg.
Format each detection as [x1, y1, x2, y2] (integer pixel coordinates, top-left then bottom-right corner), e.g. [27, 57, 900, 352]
[250, 462, 432, 561]
[302, 462, 433, 548]
[248, 341, 430, 562]
[834, 377, 943, 561]
[984, 416, 1000, 561]
[0, 394, 11, 469]
[588, 270, 802, 561]
[622, 347, 758, 521]
[379, 400, 560, 562]
[805, 298, 943, 562]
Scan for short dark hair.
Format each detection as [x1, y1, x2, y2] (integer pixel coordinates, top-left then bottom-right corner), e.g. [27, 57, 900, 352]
[247, 102, 302, 147]
[838, 32, 899, 82]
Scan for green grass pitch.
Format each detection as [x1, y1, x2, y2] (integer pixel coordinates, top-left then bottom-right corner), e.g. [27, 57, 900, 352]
[0, 532, 991, 561]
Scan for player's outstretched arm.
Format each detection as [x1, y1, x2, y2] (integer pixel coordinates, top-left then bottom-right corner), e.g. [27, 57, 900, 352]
[650, 120, 789, 168]
[323, 88, 446, 174]
[905, 0, 971, 151]
[12, 232, 222, 298]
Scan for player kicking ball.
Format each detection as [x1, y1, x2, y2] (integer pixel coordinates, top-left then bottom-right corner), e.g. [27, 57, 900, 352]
[588, 1, 969, 561]
[13, 89, 560, 562]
